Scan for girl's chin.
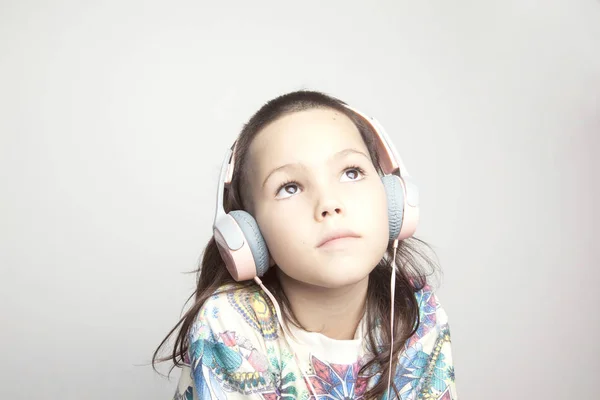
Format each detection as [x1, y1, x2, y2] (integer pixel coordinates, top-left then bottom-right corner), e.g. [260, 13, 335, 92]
[278, 269, 372, 290]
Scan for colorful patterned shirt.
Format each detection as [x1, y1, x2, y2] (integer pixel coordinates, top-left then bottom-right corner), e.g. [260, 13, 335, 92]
[172, 284, 457, 399]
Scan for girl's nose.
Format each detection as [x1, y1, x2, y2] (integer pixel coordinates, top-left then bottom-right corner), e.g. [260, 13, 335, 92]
[315, 198, 344, 221]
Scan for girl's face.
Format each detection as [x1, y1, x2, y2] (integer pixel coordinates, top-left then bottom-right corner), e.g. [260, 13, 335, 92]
[247, 108, 389, 288]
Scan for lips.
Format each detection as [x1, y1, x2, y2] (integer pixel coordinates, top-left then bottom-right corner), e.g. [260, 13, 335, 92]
[316, 229, 361, 248]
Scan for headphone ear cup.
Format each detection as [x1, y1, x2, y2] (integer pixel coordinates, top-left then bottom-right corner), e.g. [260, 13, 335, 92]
[381, 175, 405, 241]
[229, 210, 270, 277]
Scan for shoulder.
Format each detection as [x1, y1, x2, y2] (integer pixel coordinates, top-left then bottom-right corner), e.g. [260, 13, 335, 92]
[187, 284, 280, 397]
[397, 285, 457, 398]
[410, 284, 451, 345]
[191, 283, 279, 342]
[415, 284, 448, 322]
[188, 284, 278, 343]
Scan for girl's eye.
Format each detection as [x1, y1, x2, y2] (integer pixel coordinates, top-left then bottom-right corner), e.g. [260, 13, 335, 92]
[340, 167, 365, 182]
[275, 182, 301, 199]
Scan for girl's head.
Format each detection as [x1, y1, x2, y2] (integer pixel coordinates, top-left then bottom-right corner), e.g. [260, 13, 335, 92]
[154, 90, 436, 399]
[227, 91, 390, 289]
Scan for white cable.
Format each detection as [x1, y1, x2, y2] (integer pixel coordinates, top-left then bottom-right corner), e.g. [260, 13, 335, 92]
[254, 276, 319, 398]
[386, 239, 399, 400]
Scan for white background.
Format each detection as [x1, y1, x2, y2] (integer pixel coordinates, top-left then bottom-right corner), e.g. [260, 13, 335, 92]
[1, 1, 598, 399]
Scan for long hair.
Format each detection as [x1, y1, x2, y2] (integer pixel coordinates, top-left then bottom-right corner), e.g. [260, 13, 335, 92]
[152, 90, 438, 399]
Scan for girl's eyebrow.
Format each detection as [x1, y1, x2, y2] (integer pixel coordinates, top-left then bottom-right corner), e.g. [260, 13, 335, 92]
[261, 148, 369, 188]
[335, 148, 370, 161]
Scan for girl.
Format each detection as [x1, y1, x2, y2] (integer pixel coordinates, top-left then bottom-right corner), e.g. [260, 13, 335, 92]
[153, 90, 457, 399]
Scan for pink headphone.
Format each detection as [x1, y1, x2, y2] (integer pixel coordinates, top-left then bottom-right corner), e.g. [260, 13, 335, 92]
[212, 104, 420, 282]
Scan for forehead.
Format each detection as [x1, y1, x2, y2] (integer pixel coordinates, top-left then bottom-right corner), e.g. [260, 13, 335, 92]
[248, 108, 369, 172]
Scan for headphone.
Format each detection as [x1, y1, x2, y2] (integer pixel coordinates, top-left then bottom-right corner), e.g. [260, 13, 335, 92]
[212, 104, 420, 282]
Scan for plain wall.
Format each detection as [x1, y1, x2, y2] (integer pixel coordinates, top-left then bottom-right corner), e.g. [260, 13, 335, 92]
[1, 1, 598, 399]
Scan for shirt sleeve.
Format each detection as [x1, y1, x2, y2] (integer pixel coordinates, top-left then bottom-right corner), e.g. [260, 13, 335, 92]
[172, 364, 195, 400]
[186, 286, 280, 400]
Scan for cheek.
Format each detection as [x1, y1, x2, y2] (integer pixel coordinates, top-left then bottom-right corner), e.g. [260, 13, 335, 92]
[350, 181, 390, 245]
[353, 179, 389, 214]
[255, 205, 308, 257]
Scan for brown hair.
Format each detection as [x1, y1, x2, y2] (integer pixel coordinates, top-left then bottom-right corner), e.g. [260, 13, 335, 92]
[152, 90, 438, 399]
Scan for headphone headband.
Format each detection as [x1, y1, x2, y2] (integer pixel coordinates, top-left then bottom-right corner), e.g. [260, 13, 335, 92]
[343, 105, 419, 209]
[342, 105, 410, 178]
[214, 148, 233, 226]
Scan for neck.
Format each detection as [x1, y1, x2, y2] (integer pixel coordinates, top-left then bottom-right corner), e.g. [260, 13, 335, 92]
[276, 269, 369, 340]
